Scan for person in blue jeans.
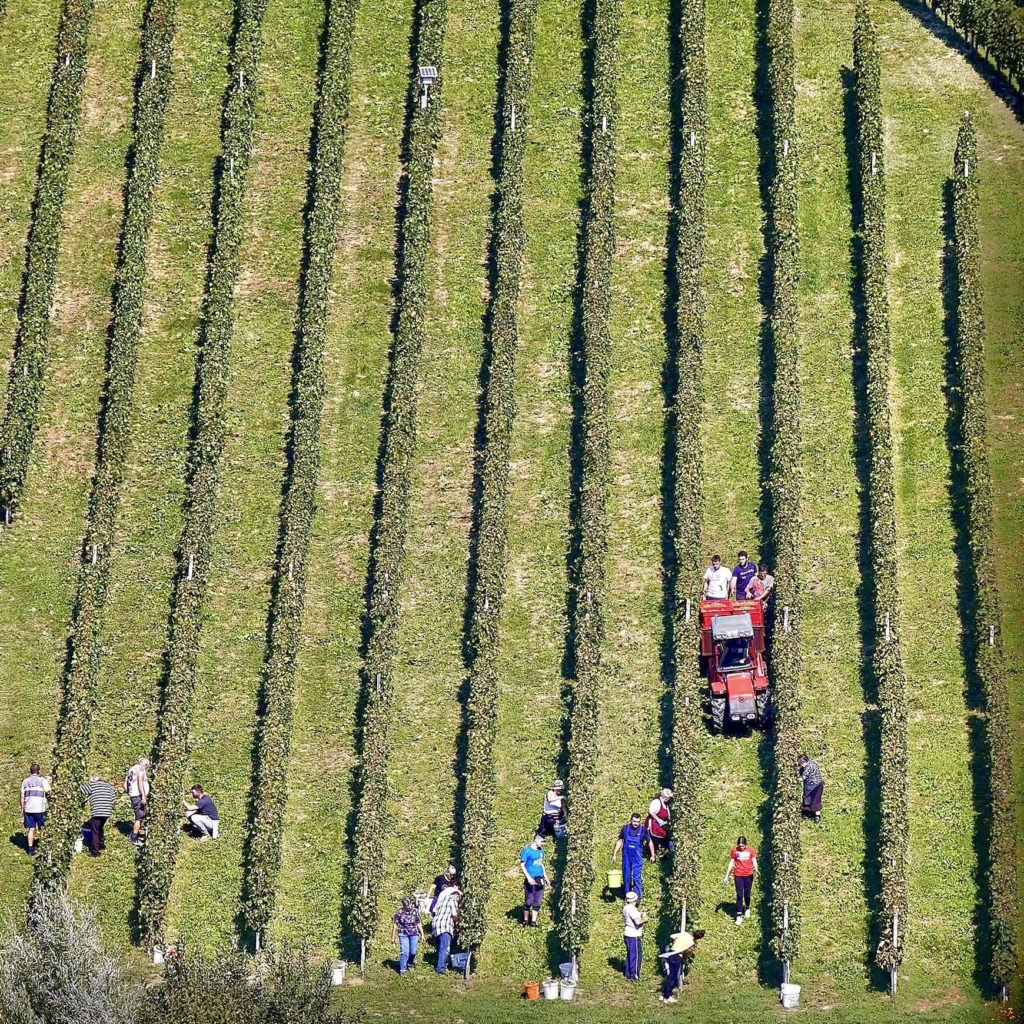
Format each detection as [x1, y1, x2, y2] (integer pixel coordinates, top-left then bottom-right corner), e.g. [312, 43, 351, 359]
[432, 885, 461, 974]
[391, 898, 424, 976]
[612, 812, 653, 899]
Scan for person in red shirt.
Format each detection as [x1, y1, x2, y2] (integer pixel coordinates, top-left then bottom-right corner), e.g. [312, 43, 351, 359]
[646, 788, 673, 858]
[723, 835, 758, 925]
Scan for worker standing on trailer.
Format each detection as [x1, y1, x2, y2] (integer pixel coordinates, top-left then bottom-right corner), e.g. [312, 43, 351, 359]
[799, 754, 824, 823]
[746, 562, 774, 604]
[702, 555, 731, 601]
[730, 550, 758, 601]
[646, 788, 673, 857]
[724, 835, 758, 924]
[612, 812, 653, 898]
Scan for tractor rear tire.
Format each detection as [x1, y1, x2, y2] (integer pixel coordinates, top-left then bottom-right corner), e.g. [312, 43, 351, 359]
[711, 697, 726, 734]
[756, 692, 771, 729]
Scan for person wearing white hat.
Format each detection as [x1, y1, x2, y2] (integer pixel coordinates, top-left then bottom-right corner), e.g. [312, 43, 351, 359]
[622, 891, 648, 981]
[659, 928, 705, 1002]
[538, 779, 566, 838]
[646, 788, 673, 857]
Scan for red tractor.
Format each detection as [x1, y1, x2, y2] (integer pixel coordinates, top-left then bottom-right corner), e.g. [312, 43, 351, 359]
[699, 598, 770, 734]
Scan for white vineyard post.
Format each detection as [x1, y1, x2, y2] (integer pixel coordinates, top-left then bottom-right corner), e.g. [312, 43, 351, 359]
[360, 876, 368, 974]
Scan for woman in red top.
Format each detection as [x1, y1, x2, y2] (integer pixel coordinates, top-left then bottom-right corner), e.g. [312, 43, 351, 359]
[723, 835, 758, 924]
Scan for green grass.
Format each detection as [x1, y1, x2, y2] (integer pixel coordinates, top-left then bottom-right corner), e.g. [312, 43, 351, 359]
[0, 0, 1022, 1018]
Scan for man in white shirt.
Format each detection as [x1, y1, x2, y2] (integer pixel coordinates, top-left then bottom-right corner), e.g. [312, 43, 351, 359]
[702, 554, 732, 601]
[124, 757, 150, 846]
[622, 891, 648, 981]
[20, 763, 51, 856]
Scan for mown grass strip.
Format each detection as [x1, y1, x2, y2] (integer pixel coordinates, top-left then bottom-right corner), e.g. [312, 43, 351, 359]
[950, 111, 1018, 994]
[557, 0, 619, 961]
[240, 0, 360, 942]
[347, 0, 448, 951]
[666, 0, 708, 931]
[458, 0, 538, 957]
[762, 0, 802, 971]
[136, 0, 271, 948]
[30, 0, 178, 894]
[0, 0, 94, 521]
[852, 2, 909, 984]
[924, 0, 1023, 94]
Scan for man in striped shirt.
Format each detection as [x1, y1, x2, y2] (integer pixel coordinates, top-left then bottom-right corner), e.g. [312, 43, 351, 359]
[431, 885, 461, 974]
[20, 764, 51, 856]
[80, 776, 117, 857]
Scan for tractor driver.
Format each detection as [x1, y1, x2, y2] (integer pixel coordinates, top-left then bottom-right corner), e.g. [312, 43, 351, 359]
[719, 637, 752, 670]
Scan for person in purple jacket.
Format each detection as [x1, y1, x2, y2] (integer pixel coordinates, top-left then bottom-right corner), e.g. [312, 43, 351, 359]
[730, 550, 757, 601]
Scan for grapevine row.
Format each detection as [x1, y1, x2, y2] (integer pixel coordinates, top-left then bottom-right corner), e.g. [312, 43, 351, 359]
[852, 2, 909, 983]
[950, 111, 1018, 993]
[457, 0, 538, 957]
[763, 0, 803, 969]
[0, 0, 94, 522]
[347, 0, 448, 950]
[240, 0, 360, 942]
[32, 0, 178, 892]
[556, 0, 619, 960]
[926, 0, 1024, 93]
[136, 0, 271, 948]
[666, 0, 709, 930]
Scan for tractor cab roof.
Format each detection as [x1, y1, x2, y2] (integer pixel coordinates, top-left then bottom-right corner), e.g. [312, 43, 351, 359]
[711, 613, 754, 641]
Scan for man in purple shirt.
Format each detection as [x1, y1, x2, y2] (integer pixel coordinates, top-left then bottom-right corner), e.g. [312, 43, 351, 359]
[730, 550, 757, 601]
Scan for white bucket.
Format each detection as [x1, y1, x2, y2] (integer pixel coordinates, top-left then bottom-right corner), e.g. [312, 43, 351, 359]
[780, 982, 800, 1008]
[417, 896, 432, 916]
[542, 979, 560, 999]
[330, 962, 346, 986]
[559, 980, 577, 1001]
[153, 947, 165, 966]
[73, 837, 83, 855]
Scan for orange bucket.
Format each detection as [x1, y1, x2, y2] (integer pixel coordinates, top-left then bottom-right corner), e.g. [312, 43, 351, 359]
[523, 981, 541, 1000]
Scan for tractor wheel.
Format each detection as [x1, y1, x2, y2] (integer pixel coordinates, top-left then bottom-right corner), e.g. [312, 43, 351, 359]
[756, 692, 771, 729]
[711, 697, 726, 734]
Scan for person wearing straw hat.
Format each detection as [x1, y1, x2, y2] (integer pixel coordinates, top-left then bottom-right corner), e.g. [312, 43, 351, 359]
[622, 891, 648, 981]
[659, 929, 705, 1002]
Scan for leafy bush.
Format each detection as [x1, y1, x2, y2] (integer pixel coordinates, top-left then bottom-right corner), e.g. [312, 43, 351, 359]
[458, 0, 538, 956]
[33, 0, 178, 893]
[763, 0, 803, 967]
[140, 942, 336, 1024]
[950, 111, 1018, 991]
[556, 0, 619, 959]
[136, 0, 271, 948]
[666, 0, 709, 928]
[0, 0, 94, 520]
[0, 888, 137, 1024]
[348, 0, 448, 948]
[852, 2, 909, 977]
[925, 0, 1024, 92]
[241, 0, 360, 942]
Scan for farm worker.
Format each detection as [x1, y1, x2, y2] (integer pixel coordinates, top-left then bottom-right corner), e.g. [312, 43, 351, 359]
[538, 779, 566, 838]
[431, 885, 460, 974]
[391, 897, 425, 976]
[124, 757, 150, 846]
[730, 550, 757, 601]
[79, 775, 117, 858]
[428, 862, 457, 913]
[799, 754, 824, 823]
[612, 812, 653, 898]
[702, 555, 731, 601]
[182, 785, 219, 841]
[724, 835, 758, 924]
[646, 788, 673, 856]
[520, 833, 549, 926]
[20, 763, 51, 856]
[622, 891, 648, 981]
[658, 929, 705, 1003]
[746, 563, 774, 603]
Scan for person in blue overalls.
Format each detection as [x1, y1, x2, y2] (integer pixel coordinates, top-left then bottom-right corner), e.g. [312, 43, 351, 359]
[612, 812, 654, 899]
